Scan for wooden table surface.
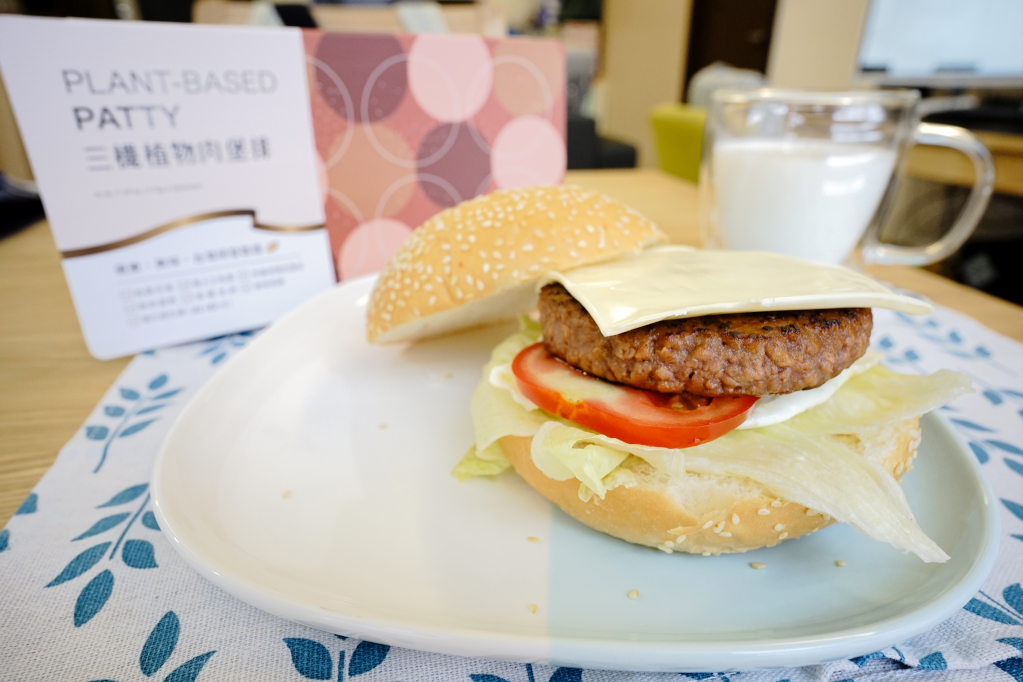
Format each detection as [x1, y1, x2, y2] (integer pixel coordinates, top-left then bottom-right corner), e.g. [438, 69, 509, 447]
[2, 169, 1021, 527]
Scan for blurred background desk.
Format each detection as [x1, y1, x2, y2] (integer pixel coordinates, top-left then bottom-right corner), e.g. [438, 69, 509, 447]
[3, 168, 1021, 528]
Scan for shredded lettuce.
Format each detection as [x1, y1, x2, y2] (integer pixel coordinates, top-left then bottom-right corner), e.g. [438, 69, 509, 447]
[580, 467, 638, 503]
[685, 424, 949, 563]
[452, 443, 512, 481]
[468, 317, 547, 457]
[531, 421, 630, 498]
[787, 364, 972, 434]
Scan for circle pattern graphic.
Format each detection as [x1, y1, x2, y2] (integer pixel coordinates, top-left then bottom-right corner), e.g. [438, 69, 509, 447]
[407, 35, 493, 123]
[491, 116, 566, 189]
[306, 34, 566, 278]
[339, 219, 414, 280]
[492, 40, 564, 118]
[417, 123, 492, 208]
[327, 124, 416, 221]
[315, 34, 407, 123]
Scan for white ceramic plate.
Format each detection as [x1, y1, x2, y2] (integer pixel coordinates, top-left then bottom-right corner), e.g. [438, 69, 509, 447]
[152, 276, 1000, 673]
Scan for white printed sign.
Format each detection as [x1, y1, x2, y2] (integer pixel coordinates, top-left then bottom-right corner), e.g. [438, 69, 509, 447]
[0, 16, 334, 359]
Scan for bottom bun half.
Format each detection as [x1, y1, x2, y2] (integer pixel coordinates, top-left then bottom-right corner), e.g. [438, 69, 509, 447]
[499, 418, 921, 555]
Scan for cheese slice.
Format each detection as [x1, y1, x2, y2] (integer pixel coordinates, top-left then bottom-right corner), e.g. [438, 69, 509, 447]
[541, 245, 932, 337]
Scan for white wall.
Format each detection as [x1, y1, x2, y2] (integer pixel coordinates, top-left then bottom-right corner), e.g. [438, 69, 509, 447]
[767, 0, 873, 90]
[601, 0, 693, 167]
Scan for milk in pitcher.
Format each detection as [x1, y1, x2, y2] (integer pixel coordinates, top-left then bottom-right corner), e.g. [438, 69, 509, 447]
[712, 139, 897, 264]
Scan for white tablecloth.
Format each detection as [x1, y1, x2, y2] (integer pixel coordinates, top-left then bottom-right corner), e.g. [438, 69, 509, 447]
[2, 306, 1021, 682]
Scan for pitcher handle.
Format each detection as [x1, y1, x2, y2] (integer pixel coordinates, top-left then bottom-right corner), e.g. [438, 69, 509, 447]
[863, 123, 995, 266]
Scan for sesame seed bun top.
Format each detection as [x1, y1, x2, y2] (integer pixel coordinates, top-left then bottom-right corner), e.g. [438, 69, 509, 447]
[366, 185, 667, 344]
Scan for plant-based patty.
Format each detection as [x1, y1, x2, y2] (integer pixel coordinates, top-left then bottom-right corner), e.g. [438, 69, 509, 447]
[538, 283, 872, 396]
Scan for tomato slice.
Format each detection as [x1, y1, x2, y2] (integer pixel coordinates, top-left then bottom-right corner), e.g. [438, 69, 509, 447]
[511, 343, 757, 449]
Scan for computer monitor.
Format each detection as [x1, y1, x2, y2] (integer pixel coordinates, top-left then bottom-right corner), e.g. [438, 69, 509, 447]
[857, 0, 1023, 88]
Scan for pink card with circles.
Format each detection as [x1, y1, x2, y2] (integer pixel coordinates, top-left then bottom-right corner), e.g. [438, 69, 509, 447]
[303, 31, 567, 279]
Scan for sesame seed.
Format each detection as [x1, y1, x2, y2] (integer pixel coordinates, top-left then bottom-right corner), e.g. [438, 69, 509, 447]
[732, 514, 740, 525]
[702, 551, 711, 556]
[665, 540, 674, 547]
[675, 535, 686, 542]
[657, 545, 674, 554]
[527, 536, 539, 543]
[702, 520, 714, 529]
[628, 589, 639, 600]
[668, 526, 686, 535]
[758, 509, 770, 516]
[714, 521, 725, 533]
[823, 514, 831, 521]
[806, 508, 818, 516]
[282, 490, 292, 498]
[835, 560, 846, 567]
[750, 562, 767, 569]
[774, 524, 785, 532]
[771, 501, 782, 508]
[529, 604, 537, 614]
[719, 532, 732, 537]
[778, 532, 789, 539]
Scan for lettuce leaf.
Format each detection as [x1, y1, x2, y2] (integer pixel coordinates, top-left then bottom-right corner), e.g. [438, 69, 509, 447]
[452, 444, 511, 481]
[530, 421, 631, 498]
[685, 424, 949, 562]
[787, 364, 972, 434]
[469, 318, 548, 455]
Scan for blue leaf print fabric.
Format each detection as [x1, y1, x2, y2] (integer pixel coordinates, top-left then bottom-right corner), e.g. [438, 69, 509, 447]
[349, 641, 390, 677]
[46, 543, 111, 587]
[98, 484, 148, 508]
[16, 493, 38, 515]
[0, 304, 1020, 681]
[73, 514, 130, 541]
[122, 539, 158, 569]
[140, 612, 180, 676]
[74, 569, 113, 626]
[141, 511, 160, 530]
[284, 638, 333, 680]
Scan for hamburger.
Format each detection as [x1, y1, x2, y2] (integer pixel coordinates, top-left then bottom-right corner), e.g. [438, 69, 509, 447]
[367, 186, 970, 562]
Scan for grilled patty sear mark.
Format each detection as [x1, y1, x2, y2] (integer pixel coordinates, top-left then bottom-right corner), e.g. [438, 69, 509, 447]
[538, 283, 872, 397]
